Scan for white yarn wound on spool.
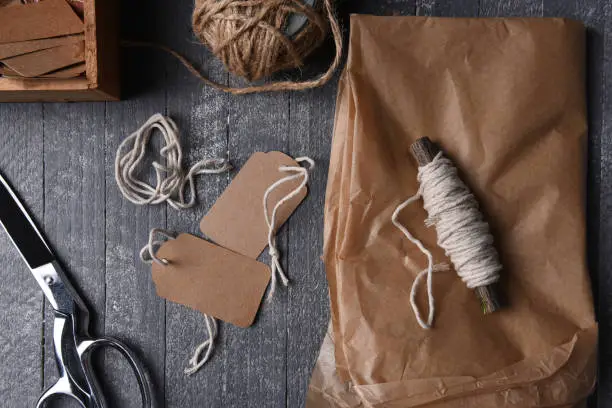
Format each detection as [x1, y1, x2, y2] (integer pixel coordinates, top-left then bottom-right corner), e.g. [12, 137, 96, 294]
[392, 152, 502, 329]
[139, 228, 218, 376]
[115, 113, 231, 210]
[263, 157, 314, 300]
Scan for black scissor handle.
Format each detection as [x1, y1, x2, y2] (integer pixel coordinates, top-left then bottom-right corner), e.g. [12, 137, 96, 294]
[78, 337, 152, 408]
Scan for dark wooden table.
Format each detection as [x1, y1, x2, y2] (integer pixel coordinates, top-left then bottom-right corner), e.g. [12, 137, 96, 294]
[0, 0, 608, 407]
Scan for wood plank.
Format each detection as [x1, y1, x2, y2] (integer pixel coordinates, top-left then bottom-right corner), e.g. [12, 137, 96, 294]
[416, 0, 478, 16]
[348, 0, 415, 15]
[42, 102, 108, 397]
[104, 101, 167, 407]
[101, 0, 168, 404]
[162, 0, 229, 406]
[221, 80, 290, 408]
[0, 104, 43, 407]
[2, 2, 609, 408]
[479, 0, 543, 16]
[286, 80, 336, 408]
[88, 0, 120, 98]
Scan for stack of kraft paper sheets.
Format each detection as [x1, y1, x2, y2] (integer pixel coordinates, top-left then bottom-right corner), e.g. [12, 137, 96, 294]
[0, 0, 86, 79]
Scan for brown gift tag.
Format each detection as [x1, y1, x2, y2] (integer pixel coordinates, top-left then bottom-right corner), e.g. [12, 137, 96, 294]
[0, 0, 83, 44]
[40, 63, 86, 78]
[151, 233, 271, 328]
[1, 41, 84, 77]
[200, 151, 308, 259]
[0, 34, 84, 60]
[1, 63, 86, 79]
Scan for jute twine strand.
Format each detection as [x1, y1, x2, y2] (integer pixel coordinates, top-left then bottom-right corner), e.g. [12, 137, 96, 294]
[393, 152, 501, 329]
[123, 0, 342, 95]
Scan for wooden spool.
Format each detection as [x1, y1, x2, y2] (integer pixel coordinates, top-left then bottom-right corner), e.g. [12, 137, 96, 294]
[409, 137, 502, 315]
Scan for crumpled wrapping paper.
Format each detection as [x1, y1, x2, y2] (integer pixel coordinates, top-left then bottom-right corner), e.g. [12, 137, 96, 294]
[307, 15, 597, 408]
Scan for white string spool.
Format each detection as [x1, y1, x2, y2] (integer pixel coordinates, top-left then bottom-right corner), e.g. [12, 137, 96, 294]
[393, 143, 502, 329]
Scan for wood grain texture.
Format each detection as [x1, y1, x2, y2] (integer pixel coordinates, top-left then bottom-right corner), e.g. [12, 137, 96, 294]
[349, 0, 415, 15]
[286, 80, 336, 408]
[42, 102, 108, 398]
[416, 0, 478, 16]
[163, 0, 230, 405]
[480, 0, 543, 15]
[0, 104, 43, 407]
[104, 102, 167, 407]
[219, 75, 291, 408]
[0, 0, 608, 407]
[101, 0, 168, 405]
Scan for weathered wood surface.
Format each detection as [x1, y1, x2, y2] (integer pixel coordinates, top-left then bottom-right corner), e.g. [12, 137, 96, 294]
[0, 104, 43, 407]
[0, 0, 605, 407]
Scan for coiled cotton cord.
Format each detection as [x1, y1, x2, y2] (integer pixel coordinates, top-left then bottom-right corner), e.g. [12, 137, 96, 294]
[139, 228, 218, 376]
[263, 157, 314, 300]
[115, 113, 231, 210]
[393, 152, 501, 329]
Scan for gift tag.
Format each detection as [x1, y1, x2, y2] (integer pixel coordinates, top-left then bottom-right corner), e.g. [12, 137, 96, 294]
[1, 41, 84, 77]
[0, 0, 83, 44]
[200, 151, 308, 259]
[151, 233, 271, 328]
[0, 34, 84, 60]
[39, 62, 86, 78]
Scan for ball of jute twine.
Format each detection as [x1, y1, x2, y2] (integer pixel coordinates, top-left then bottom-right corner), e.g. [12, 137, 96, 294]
[124, 0, 342, 95]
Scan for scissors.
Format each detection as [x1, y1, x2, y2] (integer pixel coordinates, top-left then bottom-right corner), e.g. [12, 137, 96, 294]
[0, 173, 152, 408]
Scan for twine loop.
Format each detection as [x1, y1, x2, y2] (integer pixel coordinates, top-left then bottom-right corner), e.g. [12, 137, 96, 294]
[184, 314, 218, 376]
[115, 114, 231, 210]
[264, 156, 314, 300]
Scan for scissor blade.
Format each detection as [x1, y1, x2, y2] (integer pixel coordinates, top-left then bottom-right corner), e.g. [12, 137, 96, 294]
[0, 173, 54, 269]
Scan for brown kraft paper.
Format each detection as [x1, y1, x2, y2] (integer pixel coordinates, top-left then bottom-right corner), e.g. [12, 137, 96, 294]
[307, 15, 597, 408]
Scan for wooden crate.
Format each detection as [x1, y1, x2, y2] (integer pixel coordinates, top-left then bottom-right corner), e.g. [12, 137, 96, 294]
[0, 0, 119, 102]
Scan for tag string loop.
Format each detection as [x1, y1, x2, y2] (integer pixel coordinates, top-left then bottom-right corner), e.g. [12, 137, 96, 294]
[263, 157, 314, 300]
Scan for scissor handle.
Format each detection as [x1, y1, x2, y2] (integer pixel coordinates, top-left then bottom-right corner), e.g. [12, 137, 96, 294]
[35, 331, 152, 408]
[78, 337, 152, 408]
